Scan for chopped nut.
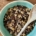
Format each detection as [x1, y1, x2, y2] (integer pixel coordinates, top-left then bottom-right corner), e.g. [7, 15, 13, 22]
[21, 11, 24, 14]
[14, 14, 17, 17]
[8, 8, 13, 12]
[22, 34, 26, 36]
[27, 26, 31, 28]
[17, 30, 20, 32]
[18, 14, 22, 18]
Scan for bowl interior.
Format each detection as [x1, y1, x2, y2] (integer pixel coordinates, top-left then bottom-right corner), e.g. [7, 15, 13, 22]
[0, 1, 36, 36]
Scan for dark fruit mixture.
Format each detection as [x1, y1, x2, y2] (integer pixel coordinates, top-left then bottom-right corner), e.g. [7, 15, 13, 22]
[3, 5, 35, 36]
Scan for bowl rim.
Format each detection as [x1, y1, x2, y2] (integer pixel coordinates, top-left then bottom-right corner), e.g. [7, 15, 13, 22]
[0, 1, 33, 14]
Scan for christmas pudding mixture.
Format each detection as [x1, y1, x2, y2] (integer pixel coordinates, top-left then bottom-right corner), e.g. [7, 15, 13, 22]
[3, 5, 35, 36]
